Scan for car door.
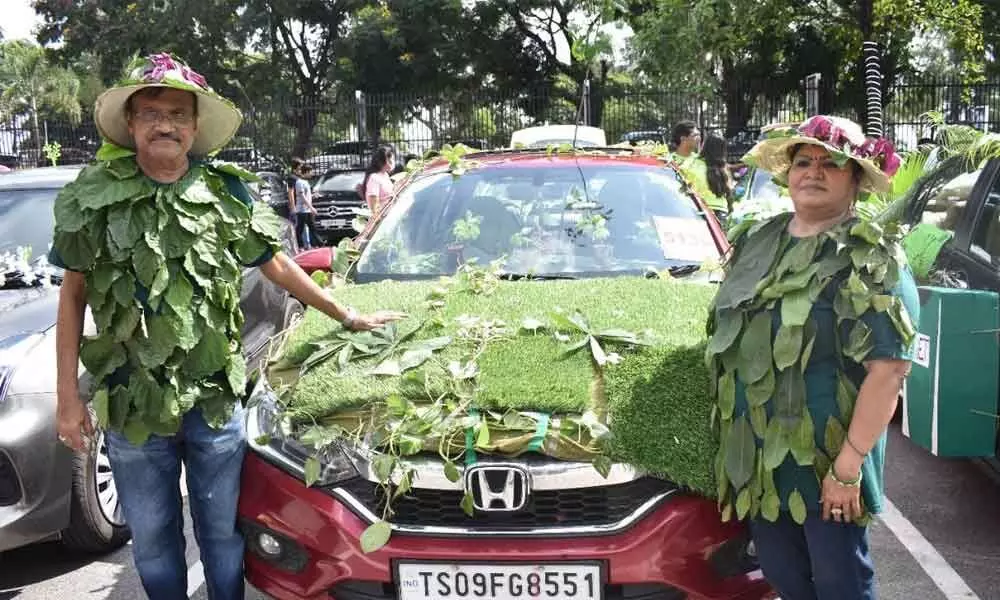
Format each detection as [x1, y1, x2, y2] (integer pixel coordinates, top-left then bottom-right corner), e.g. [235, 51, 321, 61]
[961, 159, 1000, 290]
[239, 206, 300, 369]
[906, 157, 1000, 290]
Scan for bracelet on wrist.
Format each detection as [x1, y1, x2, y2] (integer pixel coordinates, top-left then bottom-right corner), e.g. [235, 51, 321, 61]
[828, 465, 862, 487]
[845, 436, 868, 458]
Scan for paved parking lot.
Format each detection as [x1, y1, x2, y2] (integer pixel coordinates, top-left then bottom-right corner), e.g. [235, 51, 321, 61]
[1, 425, 998, 600]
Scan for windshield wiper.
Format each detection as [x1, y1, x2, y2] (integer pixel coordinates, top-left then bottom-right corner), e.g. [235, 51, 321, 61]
[498, 272, 579, 281]
[644, 264, 702, 278]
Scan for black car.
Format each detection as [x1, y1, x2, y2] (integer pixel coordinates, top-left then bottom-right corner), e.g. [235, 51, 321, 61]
[0, 166, 301, 554]
[310, 168, 367, 244]
[901, 155, 1000, 291]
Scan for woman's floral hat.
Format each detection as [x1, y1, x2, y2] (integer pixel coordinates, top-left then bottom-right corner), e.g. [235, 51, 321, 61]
[743, 115, 902, 194]
[94, 52, 242, 156]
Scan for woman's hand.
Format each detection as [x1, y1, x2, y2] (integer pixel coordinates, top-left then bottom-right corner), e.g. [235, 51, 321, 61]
[345, 310, 407, 331]
[821, 453, 863, 523]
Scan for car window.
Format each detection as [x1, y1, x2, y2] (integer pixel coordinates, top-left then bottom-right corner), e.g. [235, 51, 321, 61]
[0, 188, 58, 262]
[355, 162, 718, 278]
[969, 170, 1000, 264]
[316, 172, 366, 194]
[912, 159, 983, 235]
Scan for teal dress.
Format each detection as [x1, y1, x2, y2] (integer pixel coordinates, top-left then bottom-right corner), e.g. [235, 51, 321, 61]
[732, 235, 920, 515]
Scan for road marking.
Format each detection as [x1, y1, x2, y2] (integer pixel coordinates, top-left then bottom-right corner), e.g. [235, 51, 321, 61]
[187, 560, 205, 596]
[879, 498, 981, 599]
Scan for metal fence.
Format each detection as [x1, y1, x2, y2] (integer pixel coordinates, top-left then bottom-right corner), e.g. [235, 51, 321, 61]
[2, 76, 997, 172]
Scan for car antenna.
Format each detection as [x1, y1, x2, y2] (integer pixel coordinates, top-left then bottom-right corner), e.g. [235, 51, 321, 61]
[571, 77, 590, 149]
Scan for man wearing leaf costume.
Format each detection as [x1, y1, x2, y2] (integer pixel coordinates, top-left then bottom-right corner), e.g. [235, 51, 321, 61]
[706, 115, 918, 600]
[49, 53, 403, 600]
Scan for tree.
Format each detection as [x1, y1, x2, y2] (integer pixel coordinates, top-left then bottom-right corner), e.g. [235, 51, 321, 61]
[0, 40, 81, 159]
[239, 0, 364, 156]
[487, 1, 620, 127]
[33, 0, 250, 96]
[626, 0, 985, 135]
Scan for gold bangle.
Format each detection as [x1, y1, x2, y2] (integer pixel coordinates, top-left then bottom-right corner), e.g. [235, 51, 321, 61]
[828, 465, 862, 487]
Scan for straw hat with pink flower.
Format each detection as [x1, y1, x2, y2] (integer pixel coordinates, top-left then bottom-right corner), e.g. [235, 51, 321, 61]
[744, 115, 902, 194]
[94, 52, 242, 156]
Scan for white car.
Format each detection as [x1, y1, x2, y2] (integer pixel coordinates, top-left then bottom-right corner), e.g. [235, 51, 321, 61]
[510, 125, 607, 148]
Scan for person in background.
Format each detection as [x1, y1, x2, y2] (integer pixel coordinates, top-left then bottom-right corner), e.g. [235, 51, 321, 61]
[670, 121, 729, 220]
[288, 159, 319, 249]
[702, 134, 736, 220]
[361, 145, 396, 215]
[670, 120, 702, 167]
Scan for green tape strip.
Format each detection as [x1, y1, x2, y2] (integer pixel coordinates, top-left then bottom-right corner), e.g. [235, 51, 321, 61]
[527, 413, 550, 452]
[465, 408, 479, 466]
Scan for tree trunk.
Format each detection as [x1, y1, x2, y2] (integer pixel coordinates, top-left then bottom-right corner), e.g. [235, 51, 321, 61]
[289, 101, 319, 158]
[721, 64, 754, 138]
[31, 95, 42, 165]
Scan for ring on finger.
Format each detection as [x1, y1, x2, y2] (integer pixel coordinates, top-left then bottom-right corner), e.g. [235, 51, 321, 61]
[830, 507, 844, 517]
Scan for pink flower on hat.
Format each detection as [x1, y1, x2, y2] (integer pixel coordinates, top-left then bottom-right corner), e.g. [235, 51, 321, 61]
[798, 116, 832, 140]
[181, 66, 209, 89]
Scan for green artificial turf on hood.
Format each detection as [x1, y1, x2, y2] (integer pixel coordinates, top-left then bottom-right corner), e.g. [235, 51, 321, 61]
[268, 275, 720, 496]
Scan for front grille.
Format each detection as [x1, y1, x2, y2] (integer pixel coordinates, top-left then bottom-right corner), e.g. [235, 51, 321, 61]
[0, 452, 22, 506]
[330, 580, 685, 600]
[336, 476, 674, 530]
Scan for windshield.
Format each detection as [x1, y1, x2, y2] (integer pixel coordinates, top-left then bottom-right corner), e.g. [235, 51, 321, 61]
[355, 162, 719, 278]
[0, 188, 58, 263]
[316, 171, 365, 194]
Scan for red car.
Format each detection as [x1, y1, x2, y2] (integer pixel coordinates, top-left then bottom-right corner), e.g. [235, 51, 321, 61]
[240, 148, 774, 600]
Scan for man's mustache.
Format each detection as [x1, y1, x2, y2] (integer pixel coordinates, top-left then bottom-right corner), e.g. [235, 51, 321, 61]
[150, 133, 181, 143]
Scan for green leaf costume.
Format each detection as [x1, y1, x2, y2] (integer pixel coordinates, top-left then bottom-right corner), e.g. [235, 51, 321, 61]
[706, 213, 918, 525]
[51, 148, 283, 445]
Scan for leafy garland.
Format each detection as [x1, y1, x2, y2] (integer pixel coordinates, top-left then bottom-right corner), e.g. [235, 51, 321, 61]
[51, 145, 284, 444]
[706, 214, 916, 525]
[262, 261, 656, 553]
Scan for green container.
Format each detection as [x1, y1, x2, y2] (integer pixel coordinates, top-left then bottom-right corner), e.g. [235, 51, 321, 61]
[903, 286, 1000, 457]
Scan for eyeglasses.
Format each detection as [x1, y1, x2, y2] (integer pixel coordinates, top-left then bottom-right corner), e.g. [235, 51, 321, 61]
[131, 108, 195, 127]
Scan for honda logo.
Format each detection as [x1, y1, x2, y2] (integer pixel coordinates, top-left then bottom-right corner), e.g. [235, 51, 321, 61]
[464, 465, 530, 512]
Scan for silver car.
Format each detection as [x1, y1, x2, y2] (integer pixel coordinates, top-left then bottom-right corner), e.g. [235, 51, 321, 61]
[0, 165, 301, 554]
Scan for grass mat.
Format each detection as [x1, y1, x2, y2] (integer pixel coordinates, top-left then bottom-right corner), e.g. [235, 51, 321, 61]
[272, 276, 719, 495]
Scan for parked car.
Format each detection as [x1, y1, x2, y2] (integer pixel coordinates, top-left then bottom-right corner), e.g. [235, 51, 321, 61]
[239, 147, 773, 600]
[0, 165, 302, 554]
[510, 125, 607, 148]
[310, 141, 369, 173]
[310, 168, 367, 244]
[892, 154, 1000, 468]
[215, 146, 279, 172]
[620, 129, 668, 145]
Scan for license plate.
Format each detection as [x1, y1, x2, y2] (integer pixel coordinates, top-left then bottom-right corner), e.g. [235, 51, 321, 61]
[396, 562, 603, 600]
[318, 218, 349, 228]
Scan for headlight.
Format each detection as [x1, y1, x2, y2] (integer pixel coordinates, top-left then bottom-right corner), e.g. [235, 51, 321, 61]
[246, 378, 359, 487]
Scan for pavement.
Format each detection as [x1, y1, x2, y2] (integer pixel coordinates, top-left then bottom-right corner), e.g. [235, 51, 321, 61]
[1, 423, 998, 600]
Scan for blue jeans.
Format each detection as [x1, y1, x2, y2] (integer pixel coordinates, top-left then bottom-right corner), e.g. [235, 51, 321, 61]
[749, 513, 876, 600]
[106, 405, 247, 600]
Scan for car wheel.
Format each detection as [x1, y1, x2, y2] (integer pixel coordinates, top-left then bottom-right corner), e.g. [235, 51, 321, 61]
[60, 430, 130, 553]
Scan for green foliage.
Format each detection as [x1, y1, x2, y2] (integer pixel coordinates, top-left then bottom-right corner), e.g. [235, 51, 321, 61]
[271, 275, 720, 499]
[52, 155, 283, 445]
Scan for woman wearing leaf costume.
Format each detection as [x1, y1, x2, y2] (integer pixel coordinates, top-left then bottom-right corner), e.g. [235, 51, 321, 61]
[706, 115, 918, 600]
[49, 53, 403, 600]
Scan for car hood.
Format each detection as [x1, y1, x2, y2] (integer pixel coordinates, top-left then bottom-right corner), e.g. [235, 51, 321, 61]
[0, 287, 59, 341]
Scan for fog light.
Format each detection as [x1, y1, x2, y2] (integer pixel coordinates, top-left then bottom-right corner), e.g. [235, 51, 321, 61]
[258, 532, 283, 556]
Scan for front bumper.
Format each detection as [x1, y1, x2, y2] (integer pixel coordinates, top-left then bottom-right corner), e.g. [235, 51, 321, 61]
[238, 453, 773, 600]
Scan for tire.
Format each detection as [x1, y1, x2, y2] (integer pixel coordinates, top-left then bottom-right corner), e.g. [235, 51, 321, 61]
[60, 430, 130, 553]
